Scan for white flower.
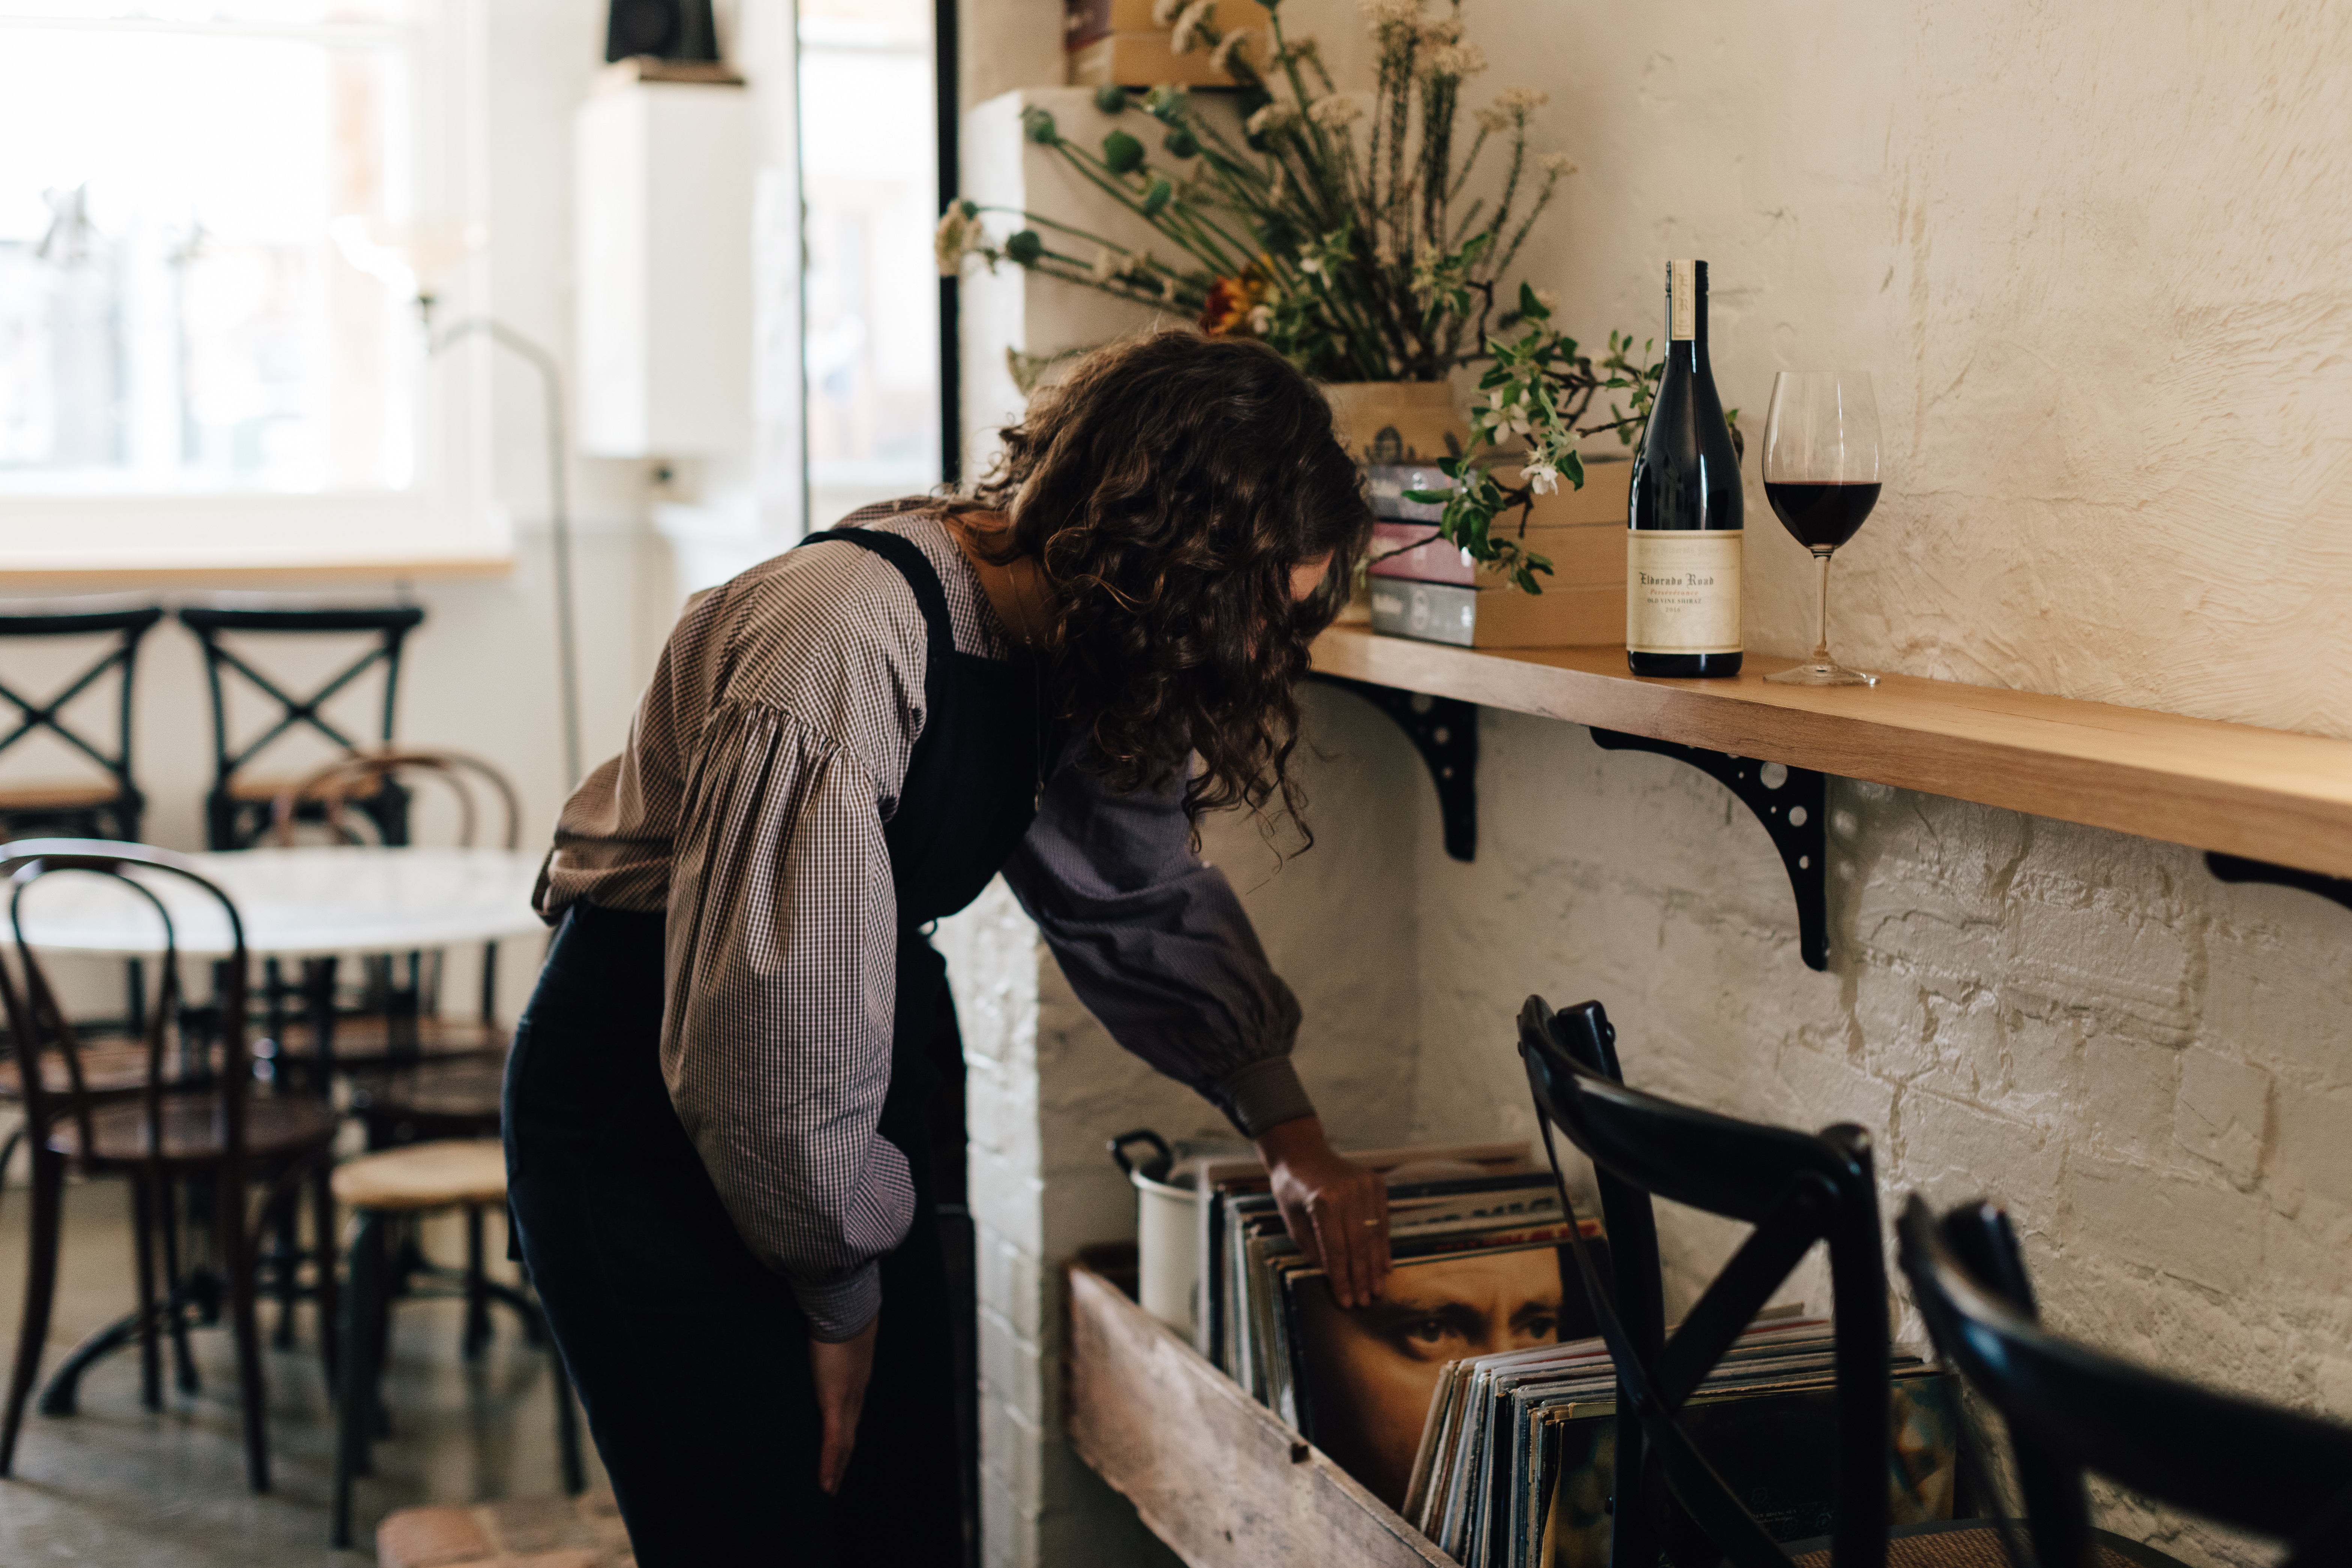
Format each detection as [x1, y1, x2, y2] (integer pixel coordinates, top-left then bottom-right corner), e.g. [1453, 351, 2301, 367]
[1421, 42, 1487, 79]
[1531, 286, 1561, 313]
[1474, 105, 1511, 133]
[1150, 0, 1186, 25]
[1090, 248, 1123, 283]
[1208, 26, 1256, 75]
[1539, 152, 1579, 179]
[1246, 100, 1299, 136]
[1359, 0, 1420, 25]
[1248, 302, 1274, 334]
[1170, 0, 1215, 53]
[1490, 86, 1548, 117]
[1415, 17, 1462, 47]
[933, 206, 976, 276]
[1523, 462, 1560, 495]
[1307, 93, 1366, 129]
[1283, 35, 1322, 63]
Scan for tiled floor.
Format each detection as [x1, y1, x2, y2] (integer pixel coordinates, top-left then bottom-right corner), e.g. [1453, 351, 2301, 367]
[0, 1173, 603, 1565]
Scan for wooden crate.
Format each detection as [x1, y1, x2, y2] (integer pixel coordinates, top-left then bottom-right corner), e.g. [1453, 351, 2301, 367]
[1065, 1257, 1460, 1568]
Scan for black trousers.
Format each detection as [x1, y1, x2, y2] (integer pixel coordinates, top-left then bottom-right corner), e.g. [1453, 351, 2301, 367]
[504, 904, 963, 1566]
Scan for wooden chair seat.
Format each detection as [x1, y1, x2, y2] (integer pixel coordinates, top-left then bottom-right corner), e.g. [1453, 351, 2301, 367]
[332, 1139, 506, 1213]
[355, 1059, 504, 1121]
[271, 1014, 509, 1065]
[0, 1038, 170, 1101]
[0, 781, 129, 813]
[45, 1093, 339, 1165]
[377, 1489, 630, 1568]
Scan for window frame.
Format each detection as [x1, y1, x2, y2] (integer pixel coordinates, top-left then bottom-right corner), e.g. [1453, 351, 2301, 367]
[0, 2, 505, 579]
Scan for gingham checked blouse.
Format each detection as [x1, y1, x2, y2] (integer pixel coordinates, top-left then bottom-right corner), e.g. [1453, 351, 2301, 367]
[535, 501, 1314, 1339]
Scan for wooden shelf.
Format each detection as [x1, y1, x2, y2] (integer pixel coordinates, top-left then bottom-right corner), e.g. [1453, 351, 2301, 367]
[1311, 625, 2352, 881]
[1066, 1258, 1456, 1568]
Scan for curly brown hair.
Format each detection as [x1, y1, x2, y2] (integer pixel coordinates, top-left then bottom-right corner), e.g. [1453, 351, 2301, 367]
[955, 330, 1372, 831]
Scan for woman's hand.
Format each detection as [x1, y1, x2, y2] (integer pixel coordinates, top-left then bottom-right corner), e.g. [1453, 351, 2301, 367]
[1255, 1115, 1390, 1308]
[808, 1315, 881, 1494]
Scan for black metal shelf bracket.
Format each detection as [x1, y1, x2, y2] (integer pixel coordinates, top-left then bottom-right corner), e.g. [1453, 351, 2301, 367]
[1590, 729, 1829, 971]
[1306, 674, 1477, 862]
[2205, 852, 2352, 915]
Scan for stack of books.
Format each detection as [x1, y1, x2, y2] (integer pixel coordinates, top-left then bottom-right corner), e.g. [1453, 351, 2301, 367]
[1406, 1313, 1964, 1566]
[1064, 0, 1269, 89]
[1366, 458, 1632, 648]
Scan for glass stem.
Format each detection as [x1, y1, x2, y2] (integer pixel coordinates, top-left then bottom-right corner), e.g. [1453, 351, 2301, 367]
[1811, 549, 1835, 665]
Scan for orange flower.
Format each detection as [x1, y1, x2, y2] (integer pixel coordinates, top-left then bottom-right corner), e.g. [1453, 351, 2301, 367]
[1198, 269, 1269, 338]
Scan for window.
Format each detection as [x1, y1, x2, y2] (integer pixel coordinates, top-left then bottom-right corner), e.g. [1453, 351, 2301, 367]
[799, 0, 939, 526]
[0, 3, 429, 498]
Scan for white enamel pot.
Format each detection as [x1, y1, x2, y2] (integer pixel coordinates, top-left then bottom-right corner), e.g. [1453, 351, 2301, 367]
[1108, 1128, 1199, 1335]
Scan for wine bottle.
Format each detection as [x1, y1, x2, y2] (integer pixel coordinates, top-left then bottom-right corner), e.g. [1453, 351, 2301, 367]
[1627, 259, 1743, 677]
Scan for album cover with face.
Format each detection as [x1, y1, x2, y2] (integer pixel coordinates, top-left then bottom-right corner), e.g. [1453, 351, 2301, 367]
[1280, 1233, 1610, 1511]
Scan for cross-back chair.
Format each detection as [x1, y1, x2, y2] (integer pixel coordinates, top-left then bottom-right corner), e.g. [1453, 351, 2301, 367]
[0, 841, 339, 1494]
[1517, 995, 2008, 1568]
[0, 605, 162, 844]
[1899, 1196, 2352, 1568]
[176, 605, 425, 850]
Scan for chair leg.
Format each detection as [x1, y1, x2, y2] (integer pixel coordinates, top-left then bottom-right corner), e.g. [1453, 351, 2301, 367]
[156, 1175, 198, 1396]
[219, 1165, 271, 1493]
[0, 1124, 21, 1232]
[313, 1157, 339, 1388]
[2, 1154, 63, 1476]
[271, 1184, 301, 1350]
[462, 1204, 490, 1360]
[332, 1209, 380, 1550]
[130, 1172, 162, 1412]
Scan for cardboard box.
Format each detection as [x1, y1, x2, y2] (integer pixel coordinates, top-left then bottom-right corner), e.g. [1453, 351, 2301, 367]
[1366, 457, 1631, 591]
[1368, 577, 1622, 648]
[1065, 0, 1271, 49]
[1068, 31, 1254, 87]
[1370, 521, 1624, 589]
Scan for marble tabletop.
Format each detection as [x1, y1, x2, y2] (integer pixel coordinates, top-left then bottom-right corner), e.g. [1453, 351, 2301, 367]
[3, 845, 547, 959]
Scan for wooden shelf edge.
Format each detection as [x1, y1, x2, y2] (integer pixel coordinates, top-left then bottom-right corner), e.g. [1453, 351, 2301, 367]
[1065, 1261, 1459, 1568]
[1311, 626, 2352, 881]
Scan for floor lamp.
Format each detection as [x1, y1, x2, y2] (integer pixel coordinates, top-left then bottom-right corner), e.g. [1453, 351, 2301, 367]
[330, 218, 586, 787]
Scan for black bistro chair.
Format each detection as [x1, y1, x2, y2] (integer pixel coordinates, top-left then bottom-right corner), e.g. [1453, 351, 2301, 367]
[1515, 995, 2009, 1568]
[1898, 1197, 2352, 1568]
[176, 605, 425, 850]
[0, 605, 162, 844]
[0, 842, 340, 1494]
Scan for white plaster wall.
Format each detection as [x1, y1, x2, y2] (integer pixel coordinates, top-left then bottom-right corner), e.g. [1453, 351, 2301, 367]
[945, 8, 2352, 1566]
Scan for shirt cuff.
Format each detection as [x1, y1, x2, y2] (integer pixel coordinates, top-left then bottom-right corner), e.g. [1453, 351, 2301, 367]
[1215, 1056, 1317, 1139]
[794, 1261, 883, 1342]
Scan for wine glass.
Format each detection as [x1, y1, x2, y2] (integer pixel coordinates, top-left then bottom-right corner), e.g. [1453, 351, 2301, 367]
[1761, 371, 1881, 687]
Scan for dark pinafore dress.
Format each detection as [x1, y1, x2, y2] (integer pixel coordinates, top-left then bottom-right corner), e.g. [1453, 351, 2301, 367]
[504, 526, 1040, 1566]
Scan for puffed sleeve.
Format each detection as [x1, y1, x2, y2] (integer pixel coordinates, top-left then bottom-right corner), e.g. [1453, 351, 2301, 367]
[998, 751, 1316, 1138]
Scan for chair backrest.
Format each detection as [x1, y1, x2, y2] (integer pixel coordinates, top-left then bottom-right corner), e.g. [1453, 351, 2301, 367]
[0, 606, 164, 838]
[175, 606, 426, 848]
[1517, 995, 1891, 1568]
[0, 840, 251, 1173]
[268, 749, 522, 851]
[1896, 1196, 2352, 1568]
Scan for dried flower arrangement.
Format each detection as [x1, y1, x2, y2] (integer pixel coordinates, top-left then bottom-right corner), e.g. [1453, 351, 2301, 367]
[935, 0, 1673, 591]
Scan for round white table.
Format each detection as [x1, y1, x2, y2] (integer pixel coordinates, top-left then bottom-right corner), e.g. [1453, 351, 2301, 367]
[9, 845, 547, 958]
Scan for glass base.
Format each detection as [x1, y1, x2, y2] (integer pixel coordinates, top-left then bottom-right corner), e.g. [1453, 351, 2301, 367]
[1765, 660, 1878, 688]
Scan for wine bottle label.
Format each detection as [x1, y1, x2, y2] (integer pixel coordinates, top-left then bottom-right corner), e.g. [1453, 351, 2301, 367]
[1669, 259, 1696, 341]
[1627, 530, 1743, 654]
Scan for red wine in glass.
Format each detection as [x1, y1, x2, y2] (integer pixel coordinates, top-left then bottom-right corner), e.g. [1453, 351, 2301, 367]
[1761, 373, 1881, 687]
[1763, 481, 1880, 550]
